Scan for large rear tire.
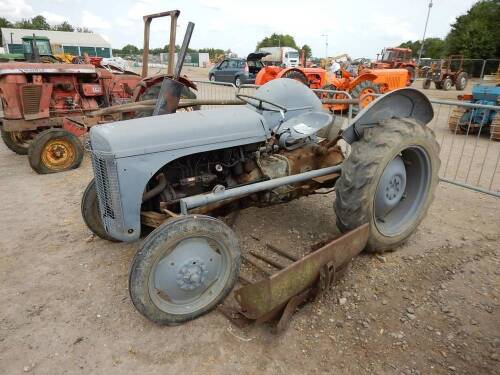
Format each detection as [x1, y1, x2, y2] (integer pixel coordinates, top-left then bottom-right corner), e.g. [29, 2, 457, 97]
[28, 128, 83, 174]
[455, 72, 468, 91]
[81, 179, 119, 242]
[335, 118, 440, 253]
[129, 215, 241, 325]
[1, 129, 33, 155]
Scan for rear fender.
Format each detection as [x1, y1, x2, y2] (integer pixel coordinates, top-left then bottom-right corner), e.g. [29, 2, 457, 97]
[342, 88, 434, 144]
[349, 73, 377, 88]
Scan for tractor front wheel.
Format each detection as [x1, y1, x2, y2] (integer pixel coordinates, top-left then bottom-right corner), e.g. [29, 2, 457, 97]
[422, 79, 431, 89]
[81, 179, 119, 242]
[455, 72, 468, 91]
[28, 128, 83, 174]
[1, 129, 35, 155]
[335, 118, 440, 253]
[442, 78, 452, 91]
[129, 215, 241, 325]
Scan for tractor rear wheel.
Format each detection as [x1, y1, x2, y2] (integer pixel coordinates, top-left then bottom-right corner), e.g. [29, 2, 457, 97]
[334, 118, 440, 253]
[442, 77, 452, 91]
[1, 129, 34, 155]
[351, 80, 380, 112]
[455, 72, 468, 91]
[491, 112, 500, 142]
[81, 179, 119, 242]
[129, 215, 241, 325]
[28, 128, 83, 174]
[422, 80, 431, 89]
[281, 70, 308, 85]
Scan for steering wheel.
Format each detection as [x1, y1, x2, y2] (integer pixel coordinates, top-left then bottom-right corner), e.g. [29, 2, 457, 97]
[236, 93, 287, 113]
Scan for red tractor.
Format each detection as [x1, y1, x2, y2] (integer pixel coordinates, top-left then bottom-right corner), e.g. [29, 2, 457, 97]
[0, 9, 199, 174]
[0, 62, 142, 172]
[371, 47, 417, 85]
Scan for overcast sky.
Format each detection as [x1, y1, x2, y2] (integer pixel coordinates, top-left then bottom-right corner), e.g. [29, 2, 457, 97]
[0, 0, 478, 58]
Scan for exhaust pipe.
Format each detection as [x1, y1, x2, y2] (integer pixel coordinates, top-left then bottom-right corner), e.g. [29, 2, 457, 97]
[153, 22, 195, 116]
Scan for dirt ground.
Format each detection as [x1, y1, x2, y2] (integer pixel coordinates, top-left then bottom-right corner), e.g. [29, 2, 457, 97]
[0, 78, 499, 375]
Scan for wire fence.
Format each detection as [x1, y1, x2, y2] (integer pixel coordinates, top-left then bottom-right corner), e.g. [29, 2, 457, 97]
[427, 99, 499, 197]
[417, 58, 499, 81]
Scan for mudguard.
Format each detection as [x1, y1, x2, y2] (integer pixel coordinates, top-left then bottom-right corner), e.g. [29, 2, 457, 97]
[342, 88, 434, 144]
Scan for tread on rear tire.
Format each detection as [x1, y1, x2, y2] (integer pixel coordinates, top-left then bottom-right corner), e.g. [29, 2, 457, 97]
[334, 118, 440, 253]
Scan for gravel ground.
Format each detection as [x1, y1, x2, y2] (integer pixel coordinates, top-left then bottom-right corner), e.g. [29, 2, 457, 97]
[0, 77, 499, 375]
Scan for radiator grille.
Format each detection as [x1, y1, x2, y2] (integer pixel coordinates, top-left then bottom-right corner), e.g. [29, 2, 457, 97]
[21, 85, 42, 115]
[89, 143, 124, 234]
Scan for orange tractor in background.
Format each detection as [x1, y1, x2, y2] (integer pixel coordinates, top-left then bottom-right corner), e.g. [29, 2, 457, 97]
[255, 65, 409, 112]
[371, 47, 417, 85]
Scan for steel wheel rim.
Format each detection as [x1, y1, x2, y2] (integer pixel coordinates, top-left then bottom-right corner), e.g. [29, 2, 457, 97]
[41, 139, 76, 170]
[148, 235, 231, 315]
[359, 88, 376, 108]
[374, 146, 431, 237]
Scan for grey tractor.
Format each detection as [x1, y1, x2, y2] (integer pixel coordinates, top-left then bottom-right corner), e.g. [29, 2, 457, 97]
[81, 78, 440, 325]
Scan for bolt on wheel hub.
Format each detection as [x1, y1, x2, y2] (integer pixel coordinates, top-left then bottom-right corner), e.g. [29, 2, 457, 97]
[375, 155, 407, 218]
[176, 259, 208, 290]
[41, 139, 76, 170]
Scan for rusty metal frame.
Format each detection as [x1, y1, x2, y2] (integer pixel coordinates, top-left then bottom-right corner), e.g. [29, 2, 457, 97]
[234, 224, 369, 320]
[141, 10, 180, 78]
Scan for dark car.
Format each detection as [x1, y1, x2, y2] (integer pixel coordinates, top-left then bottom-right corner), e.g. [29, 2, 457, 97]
[208, 52, 269, 86]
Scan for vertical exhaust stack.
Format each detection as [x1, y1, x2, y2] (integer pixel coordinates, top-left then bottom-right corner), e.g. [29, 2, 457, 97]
[153, 22, 195, 116]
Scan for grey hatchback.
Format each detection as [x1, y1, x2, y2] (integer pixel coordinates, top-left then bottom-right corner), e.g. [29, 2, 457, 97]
[208, 52, 269, 86]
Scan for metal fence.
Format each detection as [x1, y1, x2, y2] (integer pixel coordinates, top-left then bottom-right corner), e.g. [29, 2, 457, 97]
[417, 58, 499, 81]
[191, 80, 499, 198]
[427, 99, 499, 197]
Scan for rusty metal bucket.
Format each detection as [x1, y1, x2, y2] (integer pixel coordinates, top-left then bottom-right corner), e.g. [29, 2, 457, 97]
[221, 224, 369, 332]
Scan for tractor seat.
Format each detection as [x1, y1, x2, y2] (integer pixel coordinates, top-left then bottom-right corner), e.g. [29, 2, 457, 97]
[276, 111, 333, 150]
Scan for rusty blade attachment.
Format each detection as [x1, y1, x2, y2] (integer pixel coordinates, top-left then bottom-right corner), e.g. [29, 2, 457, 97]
[234, 224, 369, 321]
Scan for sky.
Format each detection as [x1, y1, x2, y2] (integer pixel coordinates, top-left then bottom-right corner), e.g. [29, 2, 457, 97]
[0, 0, 479, 59]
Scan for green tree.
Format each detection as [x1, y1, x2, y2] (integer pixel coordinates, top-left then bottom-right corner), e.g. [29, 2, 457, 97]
[121, 44, 140, 55]
[398, 37, 446, 59]
[0, 17, 13, 44]
[301, 44, 312, 59]
[0, 17, 13, 28]
[31, 15, 51, 30]
[53, 21, 75, 32]
[445, 0, 500, 59]
[256, 33, 299, 50]
[75, 27, 93, 33]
